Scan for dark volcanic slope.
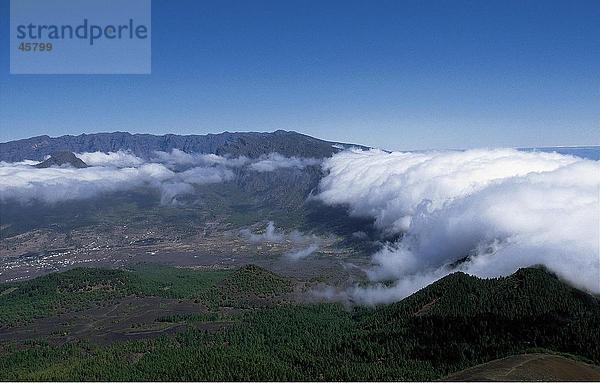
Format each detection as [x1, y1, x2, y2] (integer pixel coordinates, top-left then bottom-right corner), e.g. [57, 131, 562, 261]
[34, 151, 88, 168]
[0, 266, 598, 381]
[0, 130, 366, 162]
[445, 353, 600, 381]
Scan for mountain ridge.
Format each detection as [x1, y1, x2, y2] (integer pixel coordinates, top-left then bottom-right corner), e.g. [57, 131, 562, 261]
[0, 130, 368, 162]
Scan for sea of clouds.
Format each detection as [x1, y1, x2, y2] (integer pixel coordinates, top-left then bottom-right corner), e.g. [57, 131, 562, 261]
[316, 148, 600, 304]
[3, 146, 598, 302]
[0, 150, 321, 205]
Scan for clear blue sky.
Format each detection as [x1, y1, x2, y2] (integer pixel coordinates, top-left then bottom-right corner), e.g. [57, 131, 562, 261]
[1, 0, 598, 150]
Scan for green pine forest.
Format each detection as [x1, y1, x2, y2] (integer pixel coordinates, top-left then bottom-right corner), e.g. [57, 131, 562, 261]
[0, 264, 598, 381]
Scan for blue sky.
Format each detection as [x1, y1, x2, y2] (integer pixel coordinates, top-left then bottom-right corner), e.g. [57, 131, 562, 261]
[1, 0, 598, 150]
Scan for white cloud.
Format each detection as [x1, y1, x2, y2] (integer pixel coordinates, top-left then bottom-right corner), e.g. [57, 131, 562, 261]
[317, 148, 600, 304]
[0, 150, 320, 206]
[0, 160, 41, 167]
[178, 166, 234, 184]
[352, 231, 369, 240]
[240, 221, 285, 243]
[153, 149, 320, 172]
[249, 153, 321, 172]
[0, 159, 233, 205]
[285, 243, 320, 261]
[159, 182, 195, 205]
[0, 163, 173, 204]
[241, 221, 322, 260]
[152, 149, 249, 168]
[75, 151, 145, 168]
[157, 166, 235, 205]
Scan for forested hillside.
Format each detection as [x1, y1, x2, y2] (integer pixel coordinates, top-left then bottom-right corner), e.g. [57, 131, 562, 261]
[0, 265, 597, 381]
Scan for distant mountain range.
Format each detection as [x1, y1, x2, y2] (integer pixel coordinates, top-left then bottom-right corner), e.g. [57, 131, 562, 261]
[2, 131, 598, 163]
[0, 131, 366, 162]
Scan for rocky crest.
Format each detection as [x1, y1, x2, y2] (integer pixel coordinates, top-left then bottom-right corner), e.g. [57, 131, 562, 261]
[1, 131, 366, 162]
[34, 151, 88, 168]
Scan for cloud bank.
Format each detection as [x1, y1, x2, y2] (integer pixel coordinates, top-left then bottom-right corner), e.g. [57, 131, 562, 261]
[249, 153, 321, 172]
[317, 148, 600, 303]
[75, 151, 145, 168]
[152, 149, 249, 168]
[0, 157, 232, 205]
[1, 150, 317, 205]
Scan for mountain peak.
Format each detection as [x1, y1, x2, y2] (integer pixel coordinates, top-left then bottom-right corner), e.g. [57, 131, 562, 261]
[34, 151, 88, 169]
